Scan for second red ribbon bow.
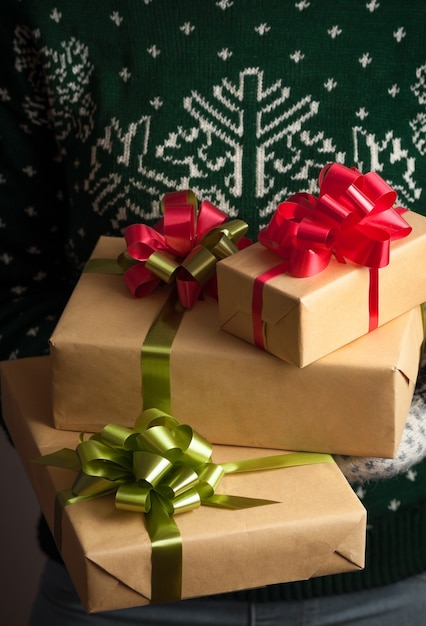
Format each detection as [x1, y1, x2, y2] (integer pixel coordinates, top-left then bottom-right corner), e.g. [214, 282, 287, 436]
[258, 163, 412, 278]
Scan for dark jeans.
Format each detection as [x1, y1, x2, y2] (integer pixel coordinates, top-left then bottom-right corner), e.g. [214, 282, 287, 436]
[29, 559, 426, 626]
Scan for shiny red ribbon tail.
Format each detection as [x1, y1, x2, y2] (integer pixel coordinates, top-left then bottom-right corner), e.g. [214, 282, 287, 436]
[368, 267, 379, 332]
[252, 261, 289, 349]
[252, 260, 380, 353]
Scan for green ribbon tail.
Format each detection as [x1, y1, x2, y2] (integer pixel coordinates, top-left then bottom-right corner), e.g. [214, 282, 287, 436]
[33, 448, 81, 472]
[84, 258, 124, 274]
[203, 453, 333, 510]
[145, 493, 182, 603]
[203, 494, 278, 509]
[141, 288, 186, 413]
[53, 477, 118, 550]
[221, 452, 333, 474]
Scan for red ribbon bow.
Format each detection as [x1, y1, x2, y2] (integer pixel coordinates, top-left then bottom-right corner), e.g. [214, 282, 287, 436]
[120, 190, 249, 308]
[253, 163, 412, 349]
[258, 163, 412, 277]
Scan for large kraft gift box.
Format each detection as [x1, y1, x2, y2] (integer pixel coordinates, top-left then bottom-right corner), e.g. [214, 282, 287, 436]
[217, 210, 426, 367]
[49, 237, 423, 458]
[0, 356, 366, 613]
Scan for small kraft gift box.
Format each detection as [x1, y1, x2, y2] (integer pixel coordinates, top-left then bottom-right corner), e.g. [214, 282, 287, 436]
[217, 163, 426, 367]
[0, 356, 367, 613]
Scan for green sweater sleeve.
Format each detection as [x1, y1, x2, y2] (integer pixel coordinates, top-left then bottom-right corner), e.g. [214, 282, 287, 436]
[2, 0, 426, 599]
[0, 6, 72, 360]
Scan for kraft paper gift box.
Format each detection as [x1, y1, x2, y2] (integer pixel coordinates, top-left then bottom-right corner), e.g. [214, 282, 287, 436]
[217, 210, 426, 367]
[0, 356, 366, 613]
[48, 236, 423, 458]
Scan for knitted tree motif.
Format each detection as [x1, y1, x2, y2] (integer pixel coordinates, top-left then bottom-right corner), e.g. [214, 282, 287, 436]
[154, 69, 338, 223]
[85, 68, 340, 229]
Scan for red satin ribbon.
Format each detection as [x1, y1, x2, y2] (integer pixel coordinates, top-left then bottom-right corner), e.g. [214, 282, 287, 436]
[253, 163, 412, 349]
[122, 191, 249, 308]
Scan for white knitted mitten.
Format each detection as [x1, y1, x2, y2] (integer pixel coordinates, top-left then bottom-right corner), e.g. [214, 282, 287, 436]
[334, 351, 426, 484]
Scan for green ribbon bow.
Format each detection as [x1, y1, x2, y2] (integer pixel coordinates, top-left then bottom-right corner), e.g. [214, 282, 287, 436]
[35, 408, 332, 603]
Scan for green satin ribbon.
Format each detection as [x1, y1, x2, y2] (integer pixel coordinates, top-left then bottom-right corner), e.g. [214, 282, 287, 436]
[141, 288, 185, 413]
[35, 408, 332, 603]
[84, 258, 125, 274]
[83, 244, 244, 416]
[83, 256, 182, 413]
[79, 238, 333, 602]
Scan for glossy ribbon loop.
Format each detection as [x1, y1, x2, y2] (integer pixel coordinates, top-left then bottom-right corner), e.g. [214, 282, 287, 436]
[119, 191, 249, 308]
[259, 163, 412, 278]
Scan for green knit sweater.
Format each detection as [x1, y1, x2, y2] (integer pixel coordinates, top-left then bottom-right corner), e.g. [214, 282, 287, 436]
[2, 0, 426, 601]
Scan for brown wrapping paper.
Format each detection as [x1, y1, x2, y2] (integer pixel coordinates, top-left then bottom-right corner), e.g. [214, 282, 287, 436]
[49, 237, 423, 457]
[51, 237, 423, 457]
[217, 210, 426, 367]
[1, 356, 366, 613]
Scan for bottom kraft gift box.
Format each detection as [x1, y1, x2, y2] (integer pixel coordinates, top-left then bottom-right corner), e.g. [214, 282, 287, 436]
[0, 356, 366, 614]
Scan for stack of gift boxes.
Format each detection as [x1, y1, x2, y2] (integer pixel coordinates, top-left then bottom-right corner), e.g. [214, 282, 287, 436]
[2, 164, 426, 613]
